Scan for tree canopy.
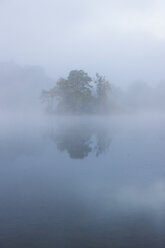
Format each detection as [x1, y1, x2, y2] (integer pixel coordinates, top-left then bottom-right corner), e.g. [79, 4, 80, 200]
[41, 70, 111, 114]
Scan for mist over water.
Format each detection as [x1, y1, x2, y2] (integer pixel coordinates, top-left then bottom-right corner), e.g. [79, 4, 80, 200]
[0, 61, 165, 247]
[1, 100, 165, 247]
[1, 0, 165, 246]
[1, 62, 165, 115]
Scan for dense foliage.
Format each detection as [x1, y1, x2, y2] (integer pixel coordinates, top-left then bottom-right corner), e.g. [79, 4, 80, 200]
[41, 70, 111, 114]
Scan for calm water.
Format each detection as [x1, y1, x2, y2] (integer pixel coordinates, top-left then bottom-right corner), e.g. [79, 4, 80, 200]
[0, 112, 165, 248]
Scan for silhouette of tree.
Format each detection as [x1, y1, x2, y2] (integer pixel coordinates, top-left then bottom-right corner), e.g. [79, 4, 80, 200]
[41, 70, 111, 114]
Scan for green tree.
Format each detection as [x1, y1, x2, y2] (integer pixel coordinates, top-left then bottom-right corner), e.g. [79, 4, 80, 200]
[94, 73, 111, 112]
[41, 70, 111, 114]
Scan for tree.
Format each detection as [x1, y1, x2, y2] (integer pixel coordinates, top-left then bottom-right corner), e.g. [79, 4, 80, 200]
[41, 70, 111, 114]
[94, 73, 111, 112]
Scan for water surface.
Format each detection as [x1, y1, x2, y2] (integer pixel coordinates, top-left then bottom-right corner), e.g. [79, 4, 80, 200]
[0, 112, 165, 247]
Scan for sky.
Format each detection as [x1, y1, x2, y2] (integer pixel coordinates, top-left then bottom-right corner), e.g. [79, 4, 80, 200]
[0, 0, 165, 85]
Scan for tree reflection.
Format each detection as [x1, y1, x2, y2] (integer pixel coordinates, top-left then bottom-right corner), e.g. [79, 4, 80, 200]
[49, 120, 111, 159]
[95, 128, 111, 157]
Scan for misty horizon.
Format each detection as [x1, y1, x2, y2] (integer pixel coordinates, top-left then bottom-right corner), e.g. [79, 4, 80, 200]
[0, 61, 165, 114]
[0, 0, 165, 86]
[0, 1, 165, 247]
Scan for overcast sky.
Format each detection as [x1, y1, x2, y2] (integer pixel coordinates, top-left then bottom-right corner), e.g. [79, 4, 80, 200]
[0, 0, 165, 85]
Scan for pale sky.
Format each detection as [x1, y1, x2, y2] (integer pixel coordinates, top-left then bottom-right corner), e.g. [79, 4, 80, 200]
[0, 0, 165, 85]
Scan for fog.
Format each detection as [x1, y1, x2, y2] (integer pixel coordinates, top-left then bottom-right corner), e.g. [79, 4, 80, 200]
[0, 62, 165, 115]
[1, 111, 165, 247]
[0, 1, 165, 247]
[0, 0, 165, 85]
[1, 0, 165, 113]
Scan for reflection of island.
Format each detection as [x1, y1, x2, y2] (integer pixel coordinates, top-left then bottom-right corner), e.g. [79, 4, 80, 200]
[49, 120, 112, 159]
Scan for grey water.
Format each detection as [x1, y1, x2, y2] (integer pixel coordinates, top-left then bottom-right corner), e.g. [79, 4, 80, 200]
[0, 112, 165, 248]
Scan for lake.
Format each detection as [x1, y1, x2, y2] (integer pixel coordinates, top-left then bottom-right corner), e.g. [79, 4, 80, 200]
[0, 112, 165, 247]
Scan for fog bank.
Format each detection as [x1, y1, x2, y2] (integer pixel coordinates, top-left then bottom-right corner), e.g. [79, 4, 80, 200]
[0, 62, 165, 115]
